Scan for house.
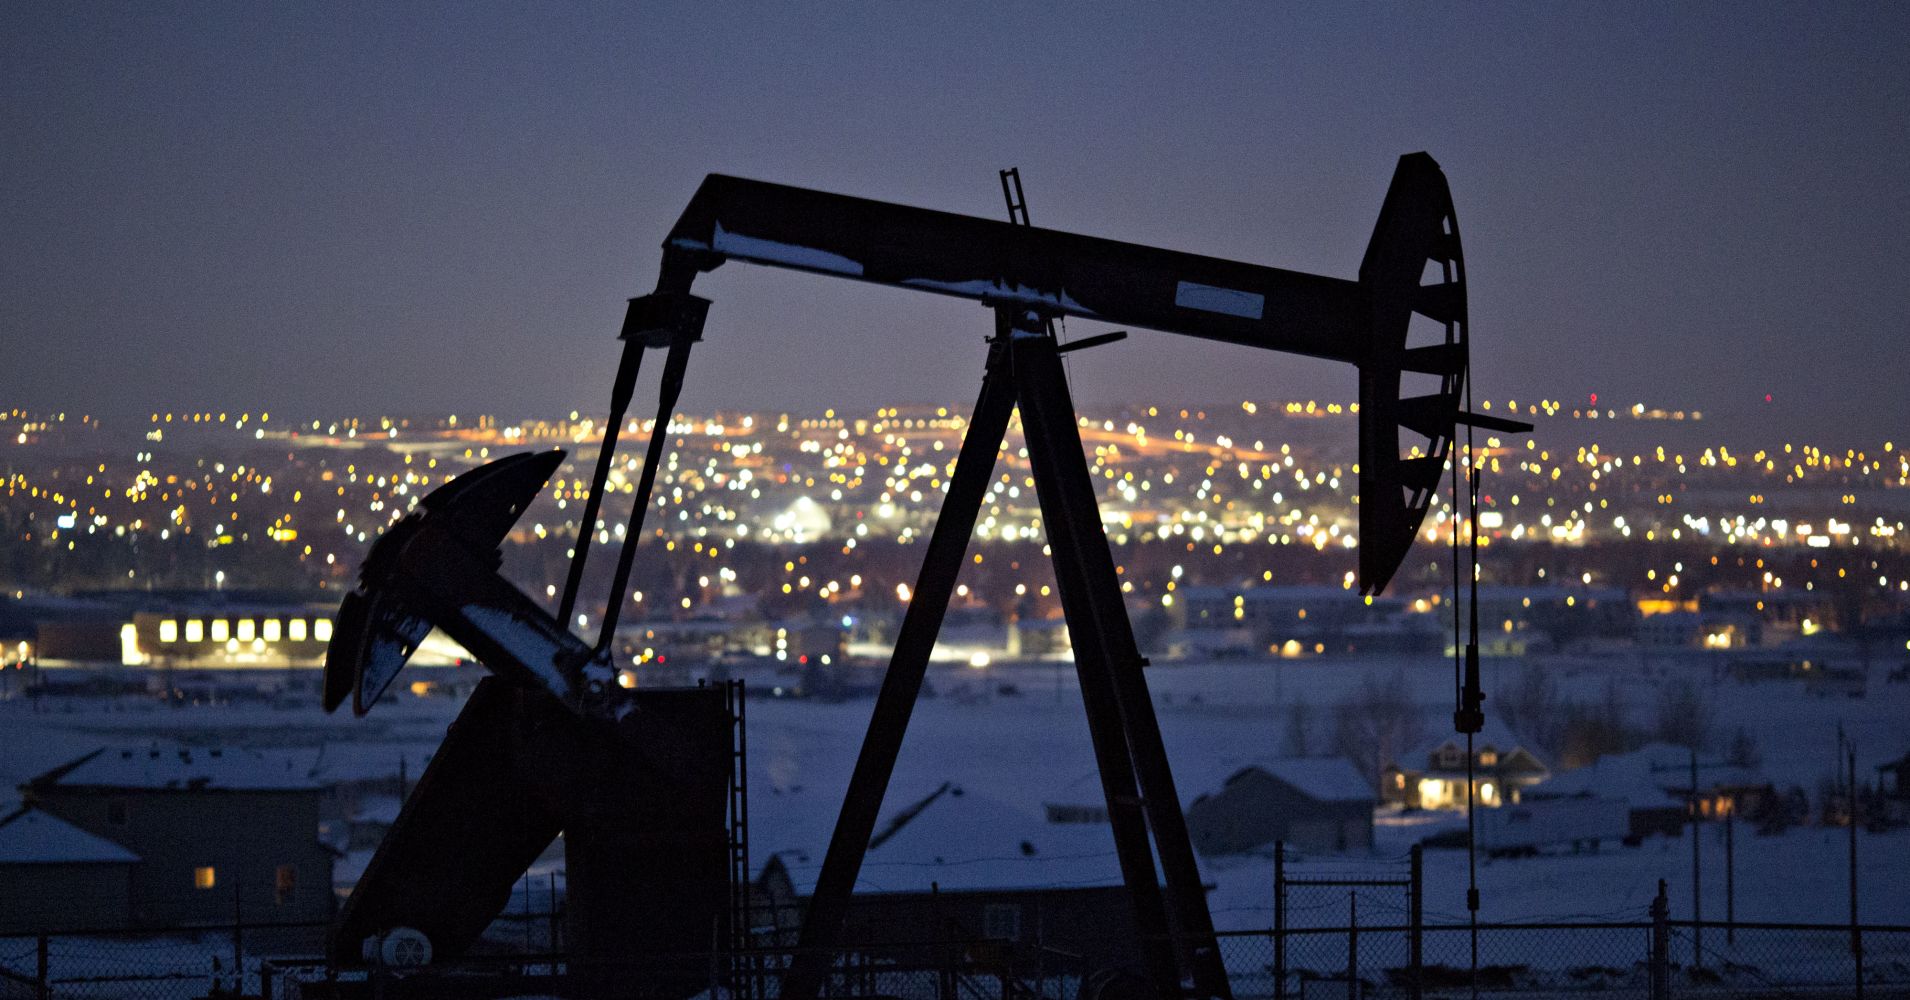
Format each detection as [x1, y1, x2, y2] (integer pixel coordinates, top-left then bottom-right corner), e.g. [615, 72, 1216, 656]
[1380, 721, 1550, 811]
[1523, 743, 1773, 839]
[0, 800, 139, 932]
[1183, 757, 1376, 855]
[19, 745, 337, 929]
[751, 781, 1154, 980]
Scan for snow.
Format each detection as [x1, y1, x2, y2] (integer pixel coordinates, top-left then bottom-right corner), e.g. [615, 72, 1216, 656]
[0, 803, 139, 864]
[706, 222, 864, 277]
[771, 783, 1128, 896]
[1237, 758, 1376, 804]
[32, 745, 323, 791]
[1174, 280, 1265, 320]
[2, 648, 1906, 933]
[899, 277, 1095, 316]
[1529, 742, 1759, 809]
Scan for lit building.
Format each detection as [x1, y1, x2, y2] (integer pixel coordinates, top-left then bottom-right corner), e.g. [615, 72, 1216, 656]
[1381, 722, 1550, 811]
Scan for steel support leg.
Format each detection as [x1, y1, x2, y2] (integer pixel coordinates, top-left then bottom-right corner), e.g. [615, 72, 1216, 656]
[1010, 318, 1232, 999]
[782, 336, 1018, 1000]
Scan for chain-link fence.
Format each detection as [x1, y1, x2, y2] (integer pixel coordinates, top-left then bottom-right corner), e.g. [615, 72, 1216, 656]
[6, 919, 1904, 998]
[0, 921, 324, 999]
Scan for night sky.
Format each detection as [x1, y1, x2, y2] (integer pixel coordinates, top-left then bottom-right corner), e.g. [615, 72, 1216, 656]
[4, 4, 1906, 441]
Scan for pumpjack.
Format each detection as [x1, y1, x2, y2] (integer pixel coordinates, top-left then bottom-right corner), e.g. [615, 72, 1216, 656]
[321, 152, 1526, 998]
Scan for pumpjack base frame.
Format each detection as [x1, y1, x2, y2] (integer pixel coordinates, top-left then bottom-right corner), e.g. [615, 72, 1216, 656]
[781, 309, 1231, 1000]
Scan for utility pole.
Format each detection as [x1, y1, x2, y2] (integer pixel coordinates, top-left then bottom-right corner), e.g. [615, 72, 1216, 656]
[1724, 803, 1736, 945]
[1850, 745, 1863, 999]
[1690, 746, 1703, 968]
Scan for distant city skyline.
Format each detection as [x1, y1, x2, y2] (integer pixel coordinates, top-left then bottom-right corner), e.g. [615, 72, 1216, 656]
[4, 4, 1907, 441]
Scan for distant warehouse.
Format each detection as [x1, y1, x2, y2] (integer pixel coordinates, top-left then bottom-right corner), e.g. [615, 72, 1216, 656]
[4, 589, 465, 669]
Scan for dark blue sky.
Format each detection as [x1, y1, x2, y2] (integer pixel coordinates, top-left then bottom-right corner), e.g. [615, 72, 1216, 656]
[4, 4, 1906, 440]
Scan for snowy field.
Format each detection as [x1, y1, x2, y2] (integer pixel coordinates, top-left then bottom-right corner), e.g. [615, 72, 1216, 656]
[3, 650, 1907, 935]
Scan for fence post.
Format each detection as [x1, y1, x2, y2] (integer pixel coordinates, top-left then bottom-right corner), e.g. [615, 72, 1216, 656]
[233, 881, 245, 996]
[1850, 746, 1863, 1000]
[35, 933, 48, 1000]
[1409, 843, 1424, 1000]
[1274, 840, 1286, 1000]
[1347, 891, 1358, 1000]
[1724, 807, 1735, 946]
[1650, 879, 1669, 1000]
[549, 871, 561, 953]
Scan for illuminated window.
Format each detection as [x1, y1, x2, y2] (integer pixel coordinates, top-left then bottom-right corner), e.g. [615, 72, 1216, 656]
[275, 864, 297, 905]
[262, 619, 281, 642]
[185, 620, 204, 643]
[1478, 750, 1499, 766]
[288, 619, 307, 642]
[159, 620, 179, 643]
[314, 618, 333, 642]
[210, 619, 230, 642]
[193, 866, 217, 890]
[236, 619, 256, 641]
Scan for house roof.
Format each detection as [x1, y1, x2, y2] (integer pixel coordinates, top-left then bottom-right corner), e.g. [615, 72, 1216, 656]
[1526, 742, 1766, 809]
[1405, 718, 1541, 768]
[28, 745, 325, 793]
[0, 801, 140, 864]
[1238, 757, 1376, 803]
[1052, 755, 1375, 809]
[1191, 757, 1375, 804]
[763, 781, 1133, 896]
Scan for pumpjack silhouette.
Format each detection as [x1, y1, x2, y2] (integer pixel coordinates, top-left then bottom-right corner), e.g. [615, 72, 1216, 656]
[323, 152, 1527, 998]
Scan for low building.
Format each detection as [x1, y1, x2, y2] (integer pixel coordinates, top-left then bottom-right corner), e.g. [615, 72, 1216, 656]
[752, 781, 1156, 979]
[0, 801, 139, 932]
[1524, 743, 1773, 839]
[20, 745, 337, 928]
[1381, 722, 1550, 811]
[1184, 757, 1376, 856]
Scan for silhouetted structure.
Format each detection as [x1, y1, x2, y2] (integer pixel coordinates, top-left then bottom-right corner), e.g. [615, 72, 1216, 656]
[321, 152, 1522, 999]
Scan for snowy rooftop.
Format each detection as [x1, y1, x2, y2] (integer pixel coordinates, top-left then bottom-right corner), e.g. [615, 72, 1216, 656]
[765, 781, 1130, 896]
[1409, 718, 1539, 765]
[1050, 754, 1374, 808]
[30, 745, 325, 792]
[0, 801, 140, 864]
[1173, 755, 1375, 804]
[1527, 743, 1766, 808]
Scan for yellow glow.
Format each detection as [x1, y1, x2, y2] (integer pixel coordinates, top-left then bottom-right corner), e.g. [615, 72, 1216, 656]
[210, 619, 230, 642]
[193, 867, 216, 890]
[262, 619, 281, 642]
[236, 619, 255, 642]
[288, 619, 307, 642]
[185, 619, 204, 643]
[159, 620, 179, 643]
[314, 618, 333, 642]
[969, 652, 991, 669]
[119, 624, 144, 666]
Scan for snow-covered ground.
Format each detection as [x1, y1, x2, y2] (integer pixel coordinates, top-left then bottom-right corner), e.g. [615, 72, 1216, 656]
[3, 650, 1907, 935]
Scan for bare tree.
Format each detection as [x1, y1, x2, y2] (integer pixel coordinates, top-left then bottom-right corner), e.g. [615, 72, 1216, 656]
[1726, 726, 1761, 769]
[1558, 680, 1640, 769]
[1282, 701, 1314, 758]
[1332, 671, 1425, 785]
[1653, 679, 1716, 751]
[1494, 664, 1565, 759]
